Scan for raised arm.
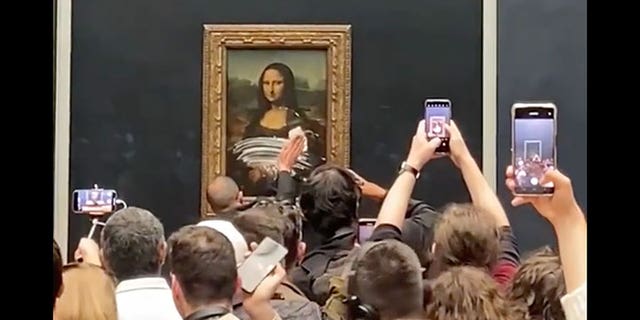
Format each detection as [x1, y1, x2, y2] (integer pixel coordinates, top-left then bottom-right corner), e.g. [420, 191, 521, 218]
[505, 167, 586, 293]
[376, 120, 441, 230]
[275, 136, 305, 201]
[446, 121, 510, 227]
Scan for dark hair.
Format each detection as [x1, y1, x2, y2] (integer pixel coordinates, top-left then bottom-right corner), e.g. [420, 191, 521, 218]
[508, 246, 566, 320]
[100, 207, 165, 281]
[53, 239, 63, 309]
[349, 240, 425, 320]
[299, 164, 361, 238]
[233, 206, 285, 247]
[167, 225, 238, 306]
[234, 202, 303, 270]
[257, 62, 299, 111]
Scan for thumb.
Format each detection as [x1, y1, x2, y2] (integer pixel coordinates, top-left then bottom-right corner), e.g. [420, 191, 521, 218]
[539, 169, 567, 187]
[427, 137, 442, 149]
[511, 196, 530, 207]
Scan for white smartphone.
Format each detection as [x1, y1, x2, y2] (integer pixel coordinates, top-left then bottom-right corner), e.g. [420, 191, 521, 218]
[511, 102, 557, 197]
[237, 237, 288, 293]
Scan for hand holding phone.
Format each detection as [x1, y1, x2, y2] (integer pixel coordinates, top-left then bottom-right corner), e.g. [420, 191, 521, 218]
[237, 237, 288, 293]
[511, 102, 557, 196]
[424, 99, 452, 153]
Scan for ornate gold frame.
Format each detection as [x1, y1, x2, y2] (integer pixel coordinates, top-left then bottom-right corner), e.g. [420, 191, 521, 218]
[201, 24, 352, 216]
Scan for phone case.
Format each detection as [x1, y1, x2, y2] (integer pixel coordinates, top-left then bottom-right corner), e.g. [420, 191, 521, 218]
[237, 237, 288, 293]
[510, 102, 557, 197]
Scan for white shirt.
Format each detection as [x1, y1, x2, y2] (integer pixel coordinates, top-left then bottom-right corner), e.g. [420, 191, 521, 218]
[115, 277, 182, 320]
[561, 282, 586, 320]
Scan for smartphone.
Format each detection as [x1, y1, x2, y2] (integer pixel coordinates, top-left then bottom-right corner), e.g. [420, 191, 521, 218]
[358, 218, 376, 244]
[237, 237, 288, 293]
[424, 99, 452, 153]
[511, 102, 557, 196]
[72, 189, 117, 213]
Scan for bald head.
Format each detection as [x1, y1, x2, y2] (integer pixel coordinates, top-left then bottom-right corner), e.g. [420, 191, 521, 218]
[206, 176, 241, 213]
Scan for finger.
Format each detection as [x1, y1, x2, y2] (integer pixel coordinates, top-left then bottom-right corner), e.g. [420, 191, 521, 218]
[249, 242, 259, 252]
[505, 178, 517, 192]
[540, 169, 570, 187]
[511, 197, 529, 207]
[427, 137, 442, 150]
[291, 137, 305, 154]
[416, 120, 426, 136]
[505, 165, 514, 178]
[291, 134, 304, 146]
[444, 120, 460, 138]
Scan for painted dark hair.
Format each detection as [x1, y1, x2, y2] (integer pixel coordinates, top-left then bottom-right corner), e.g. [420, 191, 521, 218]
[257, 62, 300, 112]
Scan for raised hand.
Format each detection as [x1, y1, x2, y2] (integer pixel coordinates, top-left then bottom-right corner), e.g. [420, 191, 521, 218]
[406, 120, 443, 170]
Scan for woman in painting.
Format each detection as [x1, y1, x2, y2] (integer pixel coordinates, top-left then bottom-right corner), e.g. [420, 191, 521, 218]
[245, 62, 324, 143]
[231, 62, 325, 195]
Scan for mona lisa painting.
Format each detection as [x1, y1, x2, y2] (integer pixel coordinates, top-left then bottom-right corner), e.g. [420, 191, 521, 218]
[201, 25, 351, 212]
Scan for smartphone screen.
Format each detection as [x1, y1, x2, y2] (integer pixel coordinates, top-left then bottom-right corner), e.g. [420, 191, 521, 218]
[237, 237, 288, 293]
[424, 99, 452, 153]
[512, 103, 557, 195]
[72, 189, 117, 213]
[358, 218, 376, 244]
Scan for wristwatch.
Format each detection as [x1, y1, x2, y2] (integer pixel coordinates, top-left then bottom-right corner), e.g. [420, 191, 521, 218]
[398, 161, 420, 179]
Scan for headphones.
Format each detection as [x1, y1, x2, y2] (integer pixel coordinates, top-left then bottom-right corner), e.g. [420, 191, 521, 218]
[344, 242, 383, 320]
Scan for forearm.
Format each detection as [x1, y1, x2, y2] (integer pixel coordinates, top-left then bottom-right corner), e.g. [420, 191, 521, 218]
[459, 155, 510, 227]
[551, 207, 587, 293]
[275, 171, 297, 201]
[375, 172, 416, 230]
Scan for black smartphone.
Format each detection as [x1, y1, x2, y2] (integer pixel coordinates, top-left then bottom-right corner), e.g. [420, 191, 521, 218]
[424, 98, 452, 153]
[511, 102, 557, 196]
[72, 189, 117, 213]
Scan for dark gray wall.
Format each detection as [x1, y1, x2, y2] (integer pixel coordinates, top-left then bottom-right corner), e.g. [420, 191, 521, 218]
[498, 0, 587, 251]
[68, 0, 483, 258]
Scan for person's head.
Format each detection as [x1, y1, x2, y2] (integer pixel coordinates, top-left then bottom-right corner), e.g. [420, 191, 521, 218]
[347, 240, 424, 320]
[100, 207, 166, 281]
[426, 266, 529, 320]
[258, 62, 298, 109]
[508, 247, 566, 320]
[167, 225, 238, 317]
[206, 176, 242, 213]
[54, 263, 118, 320]
[300, 164, 361, 238]
[90, 190, 100, 200]
[53, 239, 64, 310]
[428, 203, 500, 278]
[233, 203, 306, 271]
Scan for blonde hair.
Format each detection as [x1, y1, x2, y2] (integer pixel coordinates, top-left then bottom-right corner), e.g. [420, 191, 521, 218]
[54, 263, 117, 320]
[426, 266, 529, 320]
[431, 203, 500, 275]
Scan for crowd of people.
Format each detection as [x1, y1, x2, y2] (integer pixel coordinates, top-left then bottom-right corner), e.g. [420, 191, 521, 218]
[52, 120, 586, 320]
